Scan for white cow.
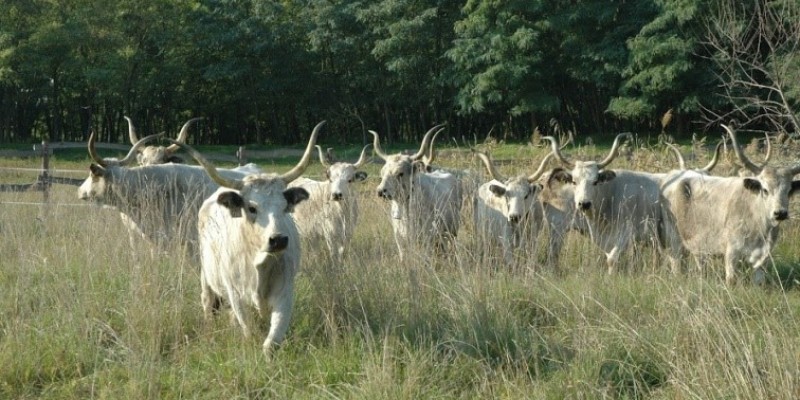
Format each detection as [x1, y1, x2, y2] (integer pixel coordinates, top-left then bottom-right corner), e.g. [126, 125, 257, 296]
[78, 131, 251, 254]
[175, 122, 323, 356]
[124, 116, 203, 165]
[472, 149, 553, 265]
[660, 125, 800, 285]
[290, 144, 371, 262]
[544, 134, 683, 273]
[372, 125, 463, 260]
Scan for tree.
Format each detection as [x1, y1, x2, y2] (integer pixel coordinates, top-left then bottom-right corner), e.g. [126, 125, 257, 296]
[702, 0, 800, 135]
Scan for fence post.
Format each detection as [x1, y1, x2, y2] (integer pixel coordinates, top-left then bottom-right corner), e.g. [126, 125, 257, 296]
[40, 140, 50, 202]
[237, 146, 247, 166]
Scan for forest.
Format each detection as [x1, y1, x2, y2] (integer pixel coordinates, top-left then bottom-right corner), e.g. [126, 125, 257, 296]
[1, 0, 799, 145]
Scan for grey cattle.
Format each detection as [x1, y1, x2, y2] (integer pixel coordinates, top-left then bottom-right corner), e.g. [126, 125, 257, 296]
[125, 116, 203, 165]
[177, 122, 322, 356]
[78, 131, 249, 254]
[372, 125, 463, 260]
[472, 149, 553, 265]
[289, 144, 371, 262]
[545, 134, 682, 273]
[660, 125, 800, 285]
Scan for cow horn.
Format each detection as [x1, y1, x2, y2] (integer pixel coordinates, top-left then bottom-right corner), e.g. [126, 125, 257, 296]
[541, 136, 574, 169]
[597, 133, 631, 168]
[88, 130, 105, 166]
[473, 149, 506, 182]
[353, 144, 372, 168]
[528, 152, 554, 182]
[168, 140, 244, 191]
[315, 145, 331, 168]
[412, 123, 446, 161]
[370, 130, 389, 160]
[722, 124, 761, 174]
[762, 132, 771, 164]
[119, 133, 164, 166]
[124, 116, 138, 144]
[665, 143, 686, 170]
[165, 117, 203, 154]
[423, 127, 445, 166]
[700, 141, 723, 173]
[280, 120, 325, 184]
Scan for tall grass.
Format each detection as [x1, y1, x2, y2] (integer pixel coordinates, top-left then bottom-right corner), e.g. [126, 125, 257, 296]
[1, 141, 799, 398]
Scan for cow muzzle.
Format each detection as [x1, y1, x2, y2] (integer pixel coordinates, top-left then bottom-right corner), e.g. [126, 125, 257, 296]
[267, 234, 289, 252]
[508, 214, 521, 224]
[578, 201, 592, 211]
[331, 192, 343, 201]
[773, 210, 789, 221]
[377, 188, 392, 200]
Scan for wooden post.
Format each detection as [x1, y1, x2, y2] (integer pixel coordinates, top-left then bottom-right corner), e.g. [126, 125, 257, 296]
[236, 146, 246, 166]
[40, 140, 50, 202]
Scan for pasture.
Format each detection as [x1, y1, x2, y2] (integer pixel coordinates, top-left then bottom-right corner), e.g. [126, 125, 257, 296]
[1, 137, 800, 398]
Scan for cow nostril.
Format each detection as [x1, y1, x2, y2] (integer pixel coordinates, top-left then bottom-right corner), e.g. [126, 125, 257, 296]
[332, 193, 343, 201]
[509, 215, 520, 224]
[267, 234, 288, 252]
[579, 201, 592, 210]
[774, 210, 788, 221]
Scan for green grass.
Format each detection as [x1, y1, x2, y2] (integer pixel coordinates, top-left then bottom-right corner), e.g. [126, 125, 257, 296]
[1, 139, 800, 398]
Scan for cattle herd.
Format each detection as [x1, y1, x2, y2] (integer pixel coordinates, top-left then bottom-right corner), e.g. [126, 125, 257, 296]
[77, 117, 800, 357]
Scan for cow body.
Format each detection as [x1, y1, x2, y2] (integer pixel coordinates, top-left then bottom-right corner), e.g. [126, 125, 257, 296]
[471, 151, 551, 265]
[660, 125, 800, 284]
[545, 135, 682, 273]
[289, 145, 369, 262]
[180, 121, 324, 355]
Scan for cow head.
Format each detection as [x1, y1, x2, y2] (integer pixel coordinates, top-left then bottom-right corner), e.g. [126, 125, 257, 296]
[125, 116, 202, 166]
[371, 124, 445, 201]
[77, 130, 162, 201]
[174, 121, 323, 262]
[543, 133, 631, 212]
[316, 144, 370, 201]
[724, 124, 800, 224]
[474, 149, 552, 224]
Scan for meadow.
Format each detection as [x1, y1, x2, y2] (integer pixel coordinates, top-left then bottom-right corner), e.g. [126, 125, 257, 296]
[1, 137, 799, 399]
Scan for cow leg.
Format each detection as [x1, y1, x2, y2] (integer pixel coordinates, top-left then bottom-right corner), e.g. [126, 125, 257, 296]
[200, 271, 219, 320]
[724, 247, 738, 286]
[263, 286, 295, 356]
[224, 286, 251, 337]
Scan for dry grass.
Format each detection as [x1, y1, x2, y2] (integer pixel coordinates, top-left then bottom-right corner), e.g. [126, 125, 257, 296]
[1, 139, 799, 399]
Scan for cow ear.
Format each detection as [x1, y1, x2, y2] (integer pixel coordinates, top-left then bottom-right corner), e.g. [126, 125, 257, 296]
[354, 171, 368, 182]
[790, 180, 800, 196]
[412, 160, 427, 173]
[743, 178, 764, 194]
[217, 191, 245, 218]
[489, 184, 506, 197]
[89, 164, 104, 177]
[283, 187, 310, 212]
[547, 168, 573, 187]
[597, 170, 616, 183]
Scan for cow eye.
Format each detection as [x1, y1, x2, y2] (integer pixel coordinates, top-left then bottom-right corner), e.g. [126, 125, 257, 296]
[247, 205, 257, 214]
[398, 172, 404, 178]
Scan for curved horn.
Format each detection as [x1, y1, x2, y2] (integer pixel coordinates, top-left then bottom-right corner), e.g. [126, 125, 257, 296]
[473, 149, 506, 182]
[541, 136, 574, 169]
[722, 124, 761, 174]
[665, 143, 686, 170]
[353, 144, 372, 168]
[88, 130, 106, 166]
[700, 141, 723, 173]
[762, 132, 771, 164]
[370, 130, 389, 160]
[528, 152, 554, 182]
[423, 127, 446, 165]
[597, 133, 631, 168]
[280, 120, 325, 184]
[124, 116, 138, 144]
[167, 140, 243, 190]
[315, 145, 331, 168]
[165, 117, 203, 154]
[118, 133, 164, 166]
[411, 123, 446, 161]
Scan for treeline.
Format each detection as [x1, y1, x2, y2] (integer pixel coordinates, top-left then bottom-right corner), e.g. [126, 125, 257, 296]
[0, 0, 797, 146]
